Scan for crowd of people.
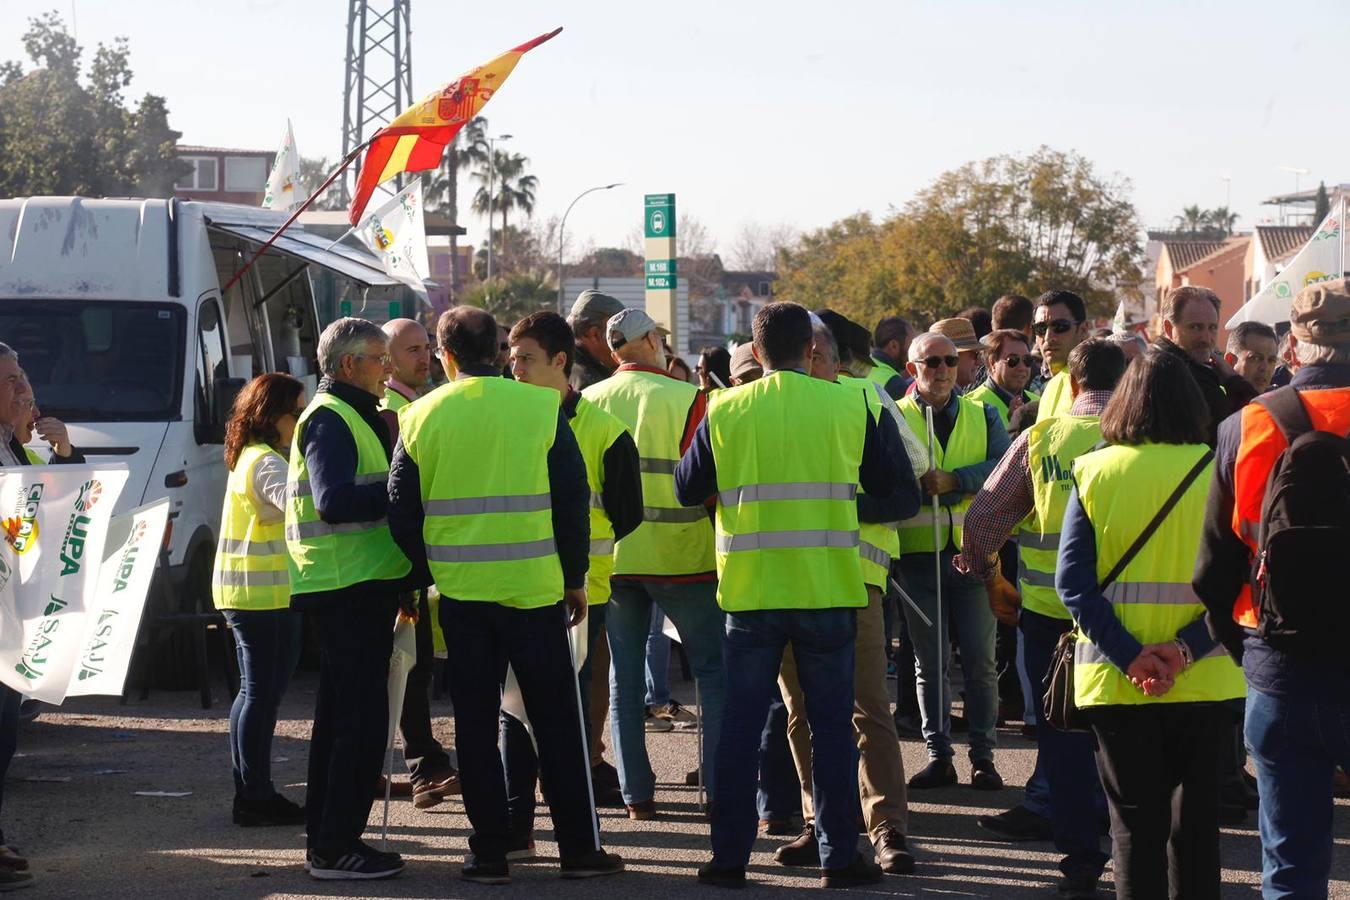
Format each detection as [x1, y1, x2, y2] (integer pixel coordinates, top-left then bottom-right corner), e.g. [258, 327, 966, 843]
[0, 278, 1347, 898]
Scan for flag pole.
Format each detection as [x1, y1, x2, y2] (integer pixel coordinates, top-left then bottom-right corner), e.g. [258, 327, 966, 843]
[221, 139, 371, 295]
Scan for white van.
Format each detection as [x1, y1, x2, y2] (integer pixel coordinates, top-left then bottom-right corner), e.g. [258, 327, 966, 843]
[0, 196, 409, 618]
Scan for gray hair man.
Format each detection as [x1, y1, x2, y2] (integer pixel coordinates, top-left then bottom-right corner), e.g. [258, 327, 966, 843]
[566, 290, 627, 391]
[0, 343, 23, 467]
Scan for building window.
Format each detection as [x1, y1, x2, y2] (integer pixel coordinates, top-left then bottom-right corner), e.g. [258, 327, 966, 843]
[176, 157, 218, 191]
[224, 156, 268, 192]
[758, 281, 771, 296]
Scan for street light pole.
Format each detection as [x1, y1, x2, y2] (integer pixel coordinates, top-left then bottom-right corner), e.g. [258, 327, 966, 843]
[558, 182, 624, 314]
[486, 133, 513, 287]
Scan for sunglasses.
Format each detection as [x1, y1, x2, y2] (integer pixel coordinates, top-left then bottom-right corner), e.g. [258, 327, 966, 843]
[1033, 319, 1079, 337]
[999, 354, 1034, 368]
[918, 355, 960, 369]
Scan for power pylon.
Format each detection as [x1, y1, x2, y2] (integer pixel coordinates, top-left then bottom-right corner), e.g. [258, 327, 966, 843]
[340, 0, 413, 202]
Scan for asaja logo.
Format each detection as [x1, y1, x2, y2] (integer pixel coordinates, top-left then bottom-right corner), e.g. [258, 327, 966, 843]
[15, 594, 68, 681]
[74, 479, 103, 512]
[3, 483, 44, 554]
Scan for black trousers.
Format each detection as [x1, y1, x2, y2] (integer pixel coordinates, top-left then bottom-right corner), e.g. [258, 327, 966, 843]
[440, 597, 598, 862]
[1087, 702, 1228, 900]
[399, 590, 452, 781]
[305, 594, 399, 853]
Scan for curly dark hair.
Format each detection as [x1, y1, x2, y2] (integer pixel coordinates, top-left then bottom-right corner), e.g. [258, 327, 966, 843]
[224, 373, 305, 470]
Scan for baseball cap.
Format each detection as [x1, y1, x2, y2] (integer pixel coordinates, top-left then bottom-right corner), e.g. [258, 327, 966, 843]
[729, 343, 762, 382]
[567, 289, 626, 328]
[1290, 278, 1350, 347]
[930, 317, 983, 352]
[606, 308, 669, 351]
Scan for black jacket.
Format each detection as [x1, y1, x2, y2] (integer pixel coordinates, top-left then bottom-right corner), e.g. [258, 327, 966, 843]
[569, 344, 615, 392]
[1155, 337, 1258, 448]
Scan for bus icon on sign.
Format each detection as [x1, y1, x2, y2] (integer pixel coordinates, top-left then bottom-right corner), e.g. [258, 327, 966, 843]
[650, 210, 665, 234]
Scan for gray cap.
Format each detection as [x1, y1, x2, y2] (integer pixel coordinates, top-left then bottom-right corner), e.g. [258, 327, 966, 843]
[607, 308, 669, 350]
[567, 289, 626, 328]
[729, 343, 762, 381]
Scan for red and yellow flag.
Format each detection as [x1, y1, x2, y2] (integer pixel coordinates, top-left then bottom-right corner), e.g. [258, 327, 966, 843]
[347, 27, 562, 225]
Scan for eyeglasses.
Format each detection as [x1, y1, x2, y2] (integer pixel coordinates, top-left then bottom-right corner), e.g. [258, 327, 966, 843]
[352, 352, 392, 366]
[918, 355, 960, 369]
[999, 354, 1034, 368]
[1033, 319, 1079, 337]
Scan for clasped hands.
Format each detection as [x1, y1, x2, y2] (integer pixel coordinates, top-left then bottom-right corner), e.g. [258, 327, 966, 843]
[1125, 642, 1184, 697]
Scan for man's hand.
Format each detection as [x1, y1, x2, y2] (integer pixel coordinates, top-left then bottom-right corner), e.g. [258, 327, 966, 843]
[919, 468, 959, 497]
[563, 587, 588, 627]
[984, 570, 1022, 626]
[1126, 642, 1184, 697]
[1210, 349, 1238, 380]
[34, 417, 72, 458]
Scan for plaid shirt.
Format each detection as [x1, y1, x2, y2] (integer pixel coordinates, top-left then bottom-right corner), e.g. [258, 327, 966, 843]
[954, 390, 1113, 577]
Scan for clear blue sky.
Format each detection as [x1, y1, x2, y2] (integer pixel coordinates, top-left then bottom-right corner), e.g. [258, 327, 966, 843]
[3, 0, 1347, 262]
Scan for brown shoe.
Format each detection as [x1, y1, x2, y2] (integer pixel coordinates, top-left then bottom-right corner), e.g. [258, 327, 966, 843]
[873, 826, 915, 874]
[625, 800, 657, 820]
[375, 775, 414, 799]
[413, 768, 461, 810]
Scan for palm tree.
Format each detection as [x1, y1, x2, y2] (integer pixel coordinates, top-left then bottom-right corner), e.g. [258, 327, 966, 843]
[1173, 205, 1206, 237]
[424, 117, 487, 296]
[471, 150, 538, 264]
[1206, 206, 1239, 236]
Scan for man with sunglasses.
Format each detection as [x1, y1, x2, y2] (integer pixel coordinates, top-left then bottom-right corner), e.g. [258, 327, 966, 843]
[1033, 291, 1092, 423]
[966, 330, 1040, 429]
[895, 333, 1010, 790]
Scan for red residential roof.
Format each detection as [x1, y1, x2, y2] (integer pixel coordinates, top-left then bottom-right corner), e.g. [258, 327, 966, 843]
[1176, 236, 1249, 274]
[1255, 225, 1314, 265]
[1162, 240, 1230, 271]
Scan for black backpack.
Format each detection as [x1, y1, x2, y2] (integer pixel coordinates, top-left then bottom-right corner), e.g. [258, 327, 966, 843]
[1254, 387, 1350, 660]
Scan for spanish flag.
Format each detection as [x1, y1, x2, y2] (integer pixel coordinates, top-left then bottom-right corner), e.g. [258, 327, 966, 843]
[347, 27, 562, 226]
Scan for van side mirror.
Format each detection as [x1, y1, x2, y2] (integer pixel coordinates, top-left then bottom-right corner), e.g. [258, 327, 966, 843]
[197, 377, 246, 444]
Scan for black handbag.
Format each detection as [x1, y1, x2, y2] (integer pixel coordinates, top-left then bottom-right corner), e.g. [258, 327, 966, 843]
[1042, 448, 1214, 733]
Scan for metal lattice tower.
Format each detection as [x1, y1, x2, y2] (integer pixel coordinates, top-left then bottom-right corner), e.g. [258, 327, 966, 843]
[340, 0, 413, 202]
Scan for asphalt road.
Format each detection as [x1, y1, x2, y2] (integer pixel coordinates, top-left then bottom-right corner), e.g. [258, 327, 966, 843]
[5, 669, 1348, 899]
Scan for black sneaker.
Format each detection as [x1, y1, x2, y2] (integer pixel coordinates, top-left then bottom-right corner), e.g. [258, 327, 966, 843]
[309, 844, 404, 880]
[907, 758, 958, 789]
[560, 849, 623, 879]
[971, 760, 1004, 791]
[462, 855, 510, 885]
[591, 760, 620, 792]
[697, 860, 746, 888]
[976, 804, 1053, 842]
[233, 792, 306, 827]
[773, 824, 819, 867]
[820, 852, 883, 889]
[1058, 869, 1102, 898]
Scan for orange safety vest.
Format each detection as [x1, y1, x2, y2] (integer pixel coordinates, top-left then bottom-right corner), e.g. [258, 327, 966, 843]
[1231, 385, 1350, 627]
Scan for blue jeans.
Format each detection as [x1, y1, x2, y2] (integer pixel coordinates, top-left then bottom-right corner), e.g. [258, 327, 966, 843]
[1246, 684, 1350, 899]
[1021, 610, 1109, 877]
[898, 552, 998, 762]
[758, 688, 802, 821]
[0, 683, 19, 845]
[645, 602, 671, 707]
[607, 581, 725, 804]
[223, 608, 302, 802]
[710, 607, 858, 870]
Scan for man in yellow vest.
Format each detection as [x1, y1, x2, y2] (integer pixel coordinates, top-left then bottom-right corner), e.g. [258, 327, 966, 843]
[674, 301, 917, 889]
[372, 317, 460, 810]
[284, 317, 413, 880]
[504, 310, 643, 822]
[1033, 290, 1092, 422]
[955, 338, 1125, 898]
[870, 315, 913, 400]
[387, 306, 623, 884]
[897, 332, 1011, 790]
[583, 308, 726, 820]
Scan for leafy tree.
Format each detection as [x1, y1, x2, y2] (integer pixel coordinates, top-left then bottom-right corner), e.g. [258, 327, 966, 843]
[297, 156, 345, 211]
[1314, 181, 1331, 224]
[459, 271, 554, 325]
[424, 116, 487, 297]
[1174, 205, 1208, 237]
[1206, 206, 1239, 236]
[471, 149, 538, 262]
[0, 12, 184, 197]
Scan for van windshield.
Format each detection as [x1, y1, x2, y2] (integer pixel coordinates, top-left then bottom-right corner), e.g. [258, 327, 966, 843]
[0, 300, 185, 422]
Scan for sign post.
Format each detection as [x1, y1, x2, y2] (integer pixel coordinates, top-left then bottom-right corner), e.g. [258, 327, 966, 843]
[644, 193, 678, 352]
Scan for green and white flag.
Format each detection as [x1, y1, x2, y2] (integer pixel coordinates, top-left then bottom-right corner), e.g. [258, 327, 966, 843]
[355, 179, 430, 294]
[262, 119, 303, 212]
[1228, 197, 1346, 327]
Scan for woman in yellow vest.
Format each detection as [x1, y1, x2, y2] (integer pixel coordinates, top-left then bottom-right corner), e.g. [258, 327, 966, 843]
[212, 373, 308, 828]
[1056, 349, 1246, 899]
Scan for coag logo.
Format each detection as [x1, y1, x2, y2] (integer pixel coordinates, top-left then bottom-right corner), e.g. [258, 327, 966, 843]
[74, 480, 103, 513]
[3, 484, 44, 554]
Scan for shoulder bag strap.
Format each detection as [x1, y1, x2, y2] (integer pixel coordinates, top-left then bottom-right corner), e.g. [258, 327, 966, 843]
[1098, 448, 1215, 591]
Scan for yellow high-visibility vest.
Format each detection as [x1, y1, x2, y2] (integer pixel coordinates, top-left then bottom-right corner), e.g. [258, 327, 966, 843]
[569, 395, 630, 605]
[214, 443, 290, 611]
[896, 394, 989, 554]
[839, 374, 899, 589]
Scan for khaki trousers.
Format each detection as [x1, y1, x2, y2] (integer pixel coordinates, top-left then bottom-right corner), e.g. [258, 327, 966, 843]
[779, 585, 908, 837]
[588, 626, 611, 763]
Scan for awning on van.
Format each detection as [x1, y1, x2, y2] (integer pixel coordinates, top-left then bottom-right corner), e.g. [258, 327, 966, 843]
[202, 207, 400, 288]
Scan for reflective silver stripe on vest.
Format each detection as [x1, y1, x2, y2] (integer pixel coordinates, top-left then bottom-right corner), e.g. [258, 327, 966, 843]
[717, 481, 858, 506]
[859, 540, 890, 568]
[590, 492, 605, 509]
[424, 494, 551, 516]
[1076, 639, 1226, 667]
[285, 520, 385, 541]
[212, 569, 288, 587]
[1019, 569, 1057, 589]
[1019, 531, 1060, 551]
[287, 472, 387, 498]
[426, 538, 556, 563]
[590, 538, 615, 555]
[217, 538, 285, 557]
[1104, 582, 1200, 606]
[643, 506, 708, 524]
[716, 529, 860, 553]
[639, 457, 678, 475]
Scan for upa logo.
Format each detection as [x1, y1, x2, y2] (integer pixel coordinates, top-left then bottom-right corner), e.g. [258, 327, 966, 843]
[74, 479, 103, 512]
[110, 520, 150, 593]
[3, 484, 44, 554]
[58, 483, 102, 578]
